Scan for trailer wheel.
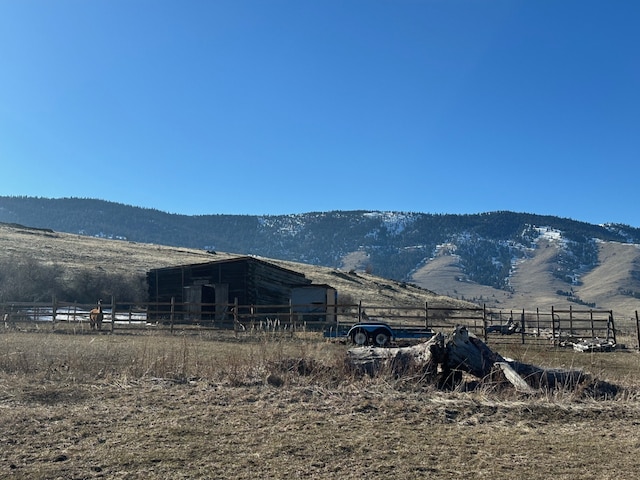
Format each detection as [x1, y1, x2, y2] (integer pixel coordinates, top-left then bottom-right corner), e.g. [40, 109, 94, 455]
[373, 329, 391, 347]
[351, 328, 369, 346]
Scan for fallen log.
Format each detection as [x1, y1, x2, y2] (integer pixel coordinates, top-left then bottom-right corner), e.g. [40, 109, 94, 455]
[493, 362, 535, 394]
[347, 332, 444, 376]
[446, 327, 588, 390]
[502, 359, 586, 390]
[346, 325, 599, 394]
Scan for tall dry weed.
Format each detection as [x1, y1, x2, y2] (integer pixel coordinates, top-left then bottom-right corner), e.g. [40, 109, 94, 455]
[1, 330, 639, 401]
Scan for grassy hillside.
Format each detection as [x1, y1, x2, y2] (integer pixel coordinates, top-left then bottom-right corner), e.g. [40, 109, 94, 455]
[0, 223, 468, 309]
[411, 235, 640, 323]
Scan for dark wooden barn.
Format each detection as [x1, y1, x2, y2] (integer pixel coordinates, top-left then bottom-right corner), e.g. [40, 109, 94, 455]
[147, 256, 335, 323]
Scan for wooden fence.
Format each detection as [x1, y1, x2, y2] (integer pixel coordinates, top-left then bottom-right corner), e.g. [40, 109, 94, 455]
[0, 298, 624, 349]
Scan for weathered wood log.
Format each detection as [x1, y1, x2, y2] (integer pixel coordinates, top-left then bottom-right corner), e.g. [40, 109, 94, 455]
[347, 332, 444, 376]
[445, 325, 504, 378]
[493, 362, 535, 393]
[448, 327, 588, 390]
[345, 325, 609, 394]
[503, 360, 587, 390]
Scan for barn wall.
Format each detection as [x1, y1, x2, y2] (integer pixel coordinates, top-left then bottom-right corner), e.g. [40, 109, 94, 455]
[147, 257, 312, 309]
[246, 260, 311, 305]
[291, 286, 338, 322]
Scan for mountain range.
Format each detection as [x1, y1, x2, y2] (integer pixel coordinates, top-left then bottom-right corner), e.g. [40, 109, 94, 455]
[2, 196, 640, 318]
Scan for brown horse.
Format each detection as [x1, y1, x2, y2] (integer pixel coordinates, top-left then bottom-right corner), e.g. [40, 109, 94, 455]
[89, 300, 104, 330]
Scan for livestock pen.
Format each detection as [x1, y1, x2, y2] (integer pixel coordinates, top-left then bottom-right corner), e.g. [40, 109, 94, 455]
[0, 298, 632, 350]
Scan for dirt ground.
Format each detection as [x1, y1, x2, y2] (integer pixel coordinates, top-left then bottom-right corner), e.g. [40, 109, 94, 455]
[1, 332, 640, 479]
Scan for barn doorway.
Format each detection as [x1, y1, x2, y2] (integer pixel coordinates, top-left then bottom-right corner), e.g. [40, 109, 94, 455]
[183, 284, 229, 321]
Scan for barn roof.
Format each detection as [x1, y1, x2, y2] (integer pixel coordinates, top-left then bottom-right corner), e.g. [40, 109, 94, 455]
[148, 255, 307, 279]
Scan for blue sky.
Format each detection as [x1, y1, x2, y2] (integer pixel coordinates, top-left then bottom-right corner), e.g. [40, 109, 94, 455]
[1, 1, 639, 226]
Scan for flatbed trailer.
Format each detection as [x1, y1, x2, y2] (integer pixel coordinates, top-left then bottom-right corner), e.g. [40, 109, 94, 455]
[324, 321, 435, 347]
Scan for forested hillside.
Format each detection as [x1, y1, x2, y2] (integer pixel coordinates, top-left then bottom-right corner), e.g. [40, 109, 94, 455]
[3, 196, 640, 311]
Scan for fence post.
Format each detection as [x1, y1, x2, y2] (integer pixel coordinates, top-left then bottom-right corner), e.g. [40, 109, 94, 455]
[569, 305, 573, 336]
[483, 304, 488, 343]
[551, 306, 557, 346]
[170, 297, 175, 334]
[608, 311, 616, 344]
[52, 295, 57, 330]
[636, 311, 640, 351]
[110, 296, 116, 333]
[233, 298, 239, 337]
[425, 302, 429, 329]
[289, 299, 294, 333]
[590, 310, 595, 339]
[520, 309, 525, 345]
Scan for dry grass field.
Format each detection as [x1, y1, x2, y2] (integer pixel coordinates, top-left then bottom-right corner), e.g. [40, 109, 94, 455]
[3, 223, 640, 478]
[1, 329, 640, 480]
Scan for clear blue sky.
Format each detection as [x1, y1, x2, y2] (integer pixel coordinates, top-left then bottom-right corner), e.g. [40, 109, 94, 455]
[1, 1, 639, 226]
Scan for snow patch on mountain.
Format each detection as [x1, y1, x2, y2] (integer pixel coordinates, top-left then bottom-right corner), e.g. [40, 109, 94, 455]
[432, 242, 458, 259]
[257, 214, 306, 237]
[602, 223, 637, 243]
[363, 211, 417, 235]
[534, 226, 567, 246]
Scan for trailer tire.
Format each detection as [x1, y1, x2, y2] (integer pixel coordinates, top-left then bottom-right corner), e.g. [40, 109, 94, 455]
[351, 328, 369, 346]
[373, 328, 391, 347]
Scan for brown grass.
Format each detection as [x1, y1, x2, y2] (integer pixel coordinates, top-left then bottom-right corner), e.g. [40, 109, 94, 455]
[1, 330, 640, 479]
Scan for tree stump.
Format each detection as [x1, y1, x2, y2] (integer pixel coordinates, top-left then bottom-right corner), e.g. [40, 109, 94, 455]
[445, 325, 504, 378]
